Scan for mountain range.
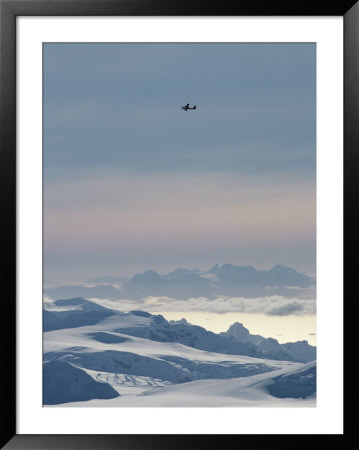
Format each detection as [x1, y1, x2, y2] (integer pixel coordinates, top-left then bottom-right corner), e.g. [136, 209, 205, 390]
[44, 264, 315, 300]
[44, 297, 315, 363]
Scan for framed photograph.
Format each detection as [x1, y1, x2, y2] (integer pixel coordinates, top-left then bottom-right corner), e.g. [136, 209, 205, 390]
[1, 0, 355, 448]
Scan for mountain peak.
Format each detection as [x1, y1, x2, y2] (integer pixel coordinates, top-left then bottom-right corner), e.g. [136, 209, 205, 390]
[129, 270, 161, 283]
[171, 318, 189, 325]
[208, 264, 220, 273]
[228, 321, 248, 331]
[225, 322, 251, 340]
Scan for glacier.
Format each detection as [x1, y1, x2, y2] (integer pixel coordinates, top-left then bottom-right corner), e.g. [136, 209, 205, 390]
[43, 297, 316, 406]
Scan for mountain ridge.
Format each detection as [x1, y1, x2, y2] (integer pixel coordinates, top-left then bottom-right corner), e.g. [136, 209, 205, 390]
[45, 264, 315, 300]
[43, 297, 315, 363]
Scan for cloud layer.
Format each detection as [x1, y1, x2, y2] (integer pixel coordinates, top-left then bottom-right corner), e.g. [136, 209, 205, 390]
[90, 294, 316, 317]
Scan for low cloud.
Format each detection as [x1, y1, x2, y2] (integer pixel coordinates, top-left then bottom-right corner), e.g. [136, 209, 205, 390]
[90, 294, 316, 316]
[43, 294, 55, 305]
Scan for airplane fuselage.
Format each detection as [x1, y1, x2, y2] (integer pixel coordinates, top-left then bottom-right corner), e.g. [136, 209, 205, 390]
[181, 104, 197, 111]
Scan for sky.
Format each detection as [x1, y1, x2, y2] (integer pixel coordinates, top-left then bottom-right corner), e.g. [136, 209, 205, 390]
[43, 43, 316, 283]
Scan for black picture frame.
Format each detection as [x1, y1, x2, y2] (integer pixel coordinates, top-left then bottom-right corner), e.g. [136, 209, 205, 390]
[1, 0, 356, 448]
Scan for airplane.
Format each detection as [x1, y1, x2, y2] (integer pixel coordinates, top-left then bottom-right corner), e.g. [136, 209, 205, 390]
[181, 103, 197, 111]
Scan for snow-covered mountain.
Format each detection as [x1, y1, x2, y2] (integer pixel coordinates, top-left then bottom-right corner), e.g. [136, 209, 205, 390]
[44, 264, 315, 300]
[43, 297, 118, 331]
[43, 297, 316, 406]
[265, 360, 316, 399]
[282, 340, 317, 363]
[43, 360, 119, 405]
[221, 322, 263, 344]
[222, 322, 315, 363]
[60, 361, 316, 407]
[44, 298, 315, 362]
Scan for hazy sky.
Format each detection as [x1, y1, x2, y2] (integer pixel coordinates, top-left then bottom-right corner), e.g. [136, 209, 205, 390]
[43, 43, 316, 282]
